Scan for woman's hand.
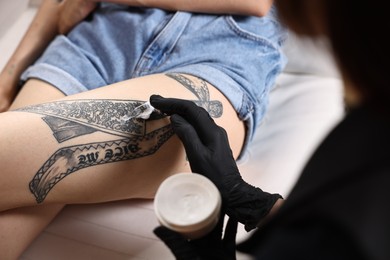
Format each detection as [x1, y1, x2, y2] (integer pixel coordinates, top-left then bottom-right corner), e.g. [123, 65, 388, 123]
[58, 0, 98, 35]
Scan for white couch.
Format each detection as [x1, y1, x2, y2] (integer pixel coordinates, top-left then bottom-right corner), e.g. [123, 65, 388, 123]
[0, 2, 344, 259]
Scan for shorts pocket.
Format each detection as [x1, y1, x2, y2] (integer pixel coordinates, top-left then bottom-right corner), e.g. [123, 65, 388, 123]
[224, 14, 286, 48]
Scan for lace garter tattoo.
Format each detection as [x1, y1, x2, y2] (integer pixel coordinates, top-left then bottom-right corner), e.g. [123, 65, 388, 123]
[15, 73, 223, 203]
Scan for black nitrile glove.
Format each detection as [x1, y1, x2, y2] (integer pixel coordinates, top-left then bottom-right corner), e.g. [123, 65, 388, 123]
[150, 95, 282, 231]
[154, 214, 238, 260]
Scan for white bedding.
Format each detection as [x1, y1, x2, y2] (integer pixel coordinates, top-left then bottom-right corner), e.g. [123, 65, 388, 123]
[0, 3, 344, 259]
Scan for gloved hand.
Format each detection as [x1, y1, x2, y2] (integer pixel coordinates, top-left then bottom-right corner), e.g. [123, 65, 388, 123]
[154, 214, 238, 260]
[150, 95, 282, 231]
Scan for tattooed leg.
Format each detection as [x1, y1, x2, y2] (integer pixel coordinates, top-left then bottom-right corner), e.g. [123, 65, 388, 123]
[14, 74, 226, 203]
[14, 99, 172, 203]
[0, 73, 244, 260]
[29, 125, 175, 203]
[0, 80, 67, 260]
[0, 73, 244, 209]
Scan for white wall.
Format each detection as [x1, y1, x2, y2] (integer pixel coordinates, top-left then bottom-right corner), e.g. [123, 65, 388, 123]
[29, 0, 42, 7]
[0, 1, 37, 71]
[0, 0, 30, 38]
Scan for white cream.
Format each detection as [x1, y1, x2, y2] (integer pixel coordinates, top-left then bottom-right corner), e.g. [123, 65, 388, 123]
[120, 101, 155, 125]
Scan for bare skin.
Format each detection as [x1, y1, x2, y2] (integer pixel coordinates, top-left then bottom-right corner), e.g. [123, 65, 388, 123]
[0, 0, 272, 258]
[0, 73, 245, 258]
[0, 0, 61, 112]
[0, 0, 272, 112]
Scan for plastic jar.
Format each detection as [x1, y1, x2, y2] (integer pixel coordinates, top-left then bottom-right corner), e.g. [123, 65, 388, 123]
[154, 173, 222, 239]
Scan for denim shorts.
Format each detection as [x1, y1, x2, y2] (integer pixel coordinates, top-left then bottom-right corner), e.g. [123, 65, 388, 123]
[21, 4, 287, 158]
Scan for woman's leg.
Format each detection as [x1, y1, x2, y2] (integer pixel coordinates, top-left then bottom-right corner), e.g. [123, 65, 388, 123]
[1, 72, 244, 258]
[0, 81, 66, 259]
[0, 204, 64, 259]
[0, 72, 245, 210]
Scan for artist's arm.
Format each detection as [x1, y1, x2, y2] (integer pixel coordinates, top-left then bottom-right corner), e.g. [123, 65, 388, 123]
[150, 96, 283, 231]
[0, 0, 63, 112]
[151, 96, 283, 259]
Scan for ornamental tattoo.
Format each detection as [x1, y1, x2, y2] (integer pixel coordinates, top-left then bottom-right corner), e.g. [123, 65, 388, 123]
[29, 125, 174, 203]
[15, 73, 223, 203]
[17, 100, 153, 142]
[166, 73, 223, 118]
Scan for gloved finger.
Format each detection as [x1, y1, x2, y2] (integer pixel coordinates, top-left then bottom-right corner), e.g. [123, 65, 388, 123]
[222, 217, 238, 258]
[150, 95, 220, 145]
[170, 114, 206, 159]
[150, 95, 200, 116]
[153, 226, 199, 260]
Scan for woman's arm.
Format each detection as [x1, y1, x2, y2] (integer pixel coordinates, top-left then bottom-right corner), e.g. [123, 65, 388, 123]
[58, 0, 273, 34]
[92, 0, 273, 17]
[0, 0, 62, 112]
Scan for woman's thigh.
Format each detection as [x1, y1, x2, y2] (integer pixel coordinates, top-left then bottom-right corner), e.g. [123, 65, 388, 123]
[0, 73, 245, 210]
[10, 79, 66, 109]
[0, 80, 66, 259]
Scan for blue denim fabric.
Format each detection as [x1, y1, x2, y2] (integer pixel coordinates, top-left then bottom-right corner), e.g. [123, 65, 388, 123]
[21, 4, 287, 157]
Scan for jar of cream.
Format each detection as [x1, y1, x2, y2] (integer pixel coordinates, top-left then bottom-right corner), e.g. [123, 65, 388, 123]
[154, 172, 222, 239]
